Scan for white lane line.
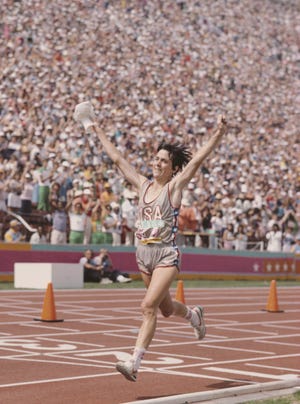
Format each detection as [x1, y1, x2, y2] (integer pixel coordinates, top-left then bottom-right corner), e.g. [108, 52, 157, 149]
[149, 350, 212, 361]
[210, 319, 300, 327]
[21, 323, 81, 332]
[76, 351, 184, 366]
[157, 353, 300, 371]
[204, 367, 298, 381]
[209, 318, 240, 323]
[156, 368, 254, 382]
[247, 363, 300, 373]
[145, 334, 300, 350]
[0, 371, 119, 389]
[206, 310, 269, 315]
[262, 320, 300, 325]
[0, 351, 41, 358]
[201, 333, 300, 344]
[0, 328, 139, 340]
[36, 337, 105, 349]
[2, 355, 116, 369]
[263, 324, 300, 331]
[215, 327, 278, 336]
[203, 353, 300, 367]
[201, 344, 275, 355]
[1, 322, 80, 332]
[104, 332, 169, 343]
[201, 334, 229, 339]
[255, 339, 300, 347]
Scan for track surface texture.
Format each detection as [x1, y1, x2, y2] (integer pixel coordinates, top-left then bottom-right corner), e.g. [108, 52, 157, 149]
[0, 286, 299, 404]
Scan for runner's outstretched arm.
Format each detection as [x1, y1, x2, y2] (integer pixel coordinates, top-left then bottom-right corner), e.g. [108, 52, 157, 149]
[173, 115, 227, 191]
[74, 101, 145, 191]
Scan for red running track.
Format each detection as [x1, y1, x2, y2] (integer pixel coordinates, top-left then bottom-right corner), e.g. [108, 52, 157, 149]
[0, 286, 299, 404]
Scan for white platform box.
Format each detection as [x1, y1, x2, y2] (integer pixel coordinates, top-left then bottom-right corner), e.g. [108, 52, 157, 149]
[14, 263, 83, 289]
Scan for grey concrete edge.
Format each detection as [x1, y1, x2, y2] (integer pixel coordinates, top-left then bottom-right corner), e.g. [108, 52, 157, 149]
[122, 377, 300, 404]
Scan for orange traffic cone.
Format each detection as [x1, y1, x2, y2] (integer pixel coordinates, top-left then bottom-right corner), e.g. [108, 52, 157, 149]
[175, 280, 185, 304]
[34, 283, 64, 322]
[264, 280, 283, 313]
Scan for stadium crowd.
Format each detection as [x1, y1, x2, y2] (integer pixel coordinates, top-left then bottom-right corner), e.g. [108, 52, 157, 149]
[0, 0, 299, 252]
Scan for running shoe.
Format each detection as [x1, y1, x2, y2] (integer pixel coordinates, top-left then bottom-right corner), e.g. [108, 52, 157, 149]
[191, 306, 206, 340]
[116, 360, 137, 382]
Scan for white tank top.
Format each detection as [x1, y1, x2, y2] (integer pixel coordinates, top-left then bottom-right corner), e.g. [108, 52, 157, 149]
[135, 180, 180, 245]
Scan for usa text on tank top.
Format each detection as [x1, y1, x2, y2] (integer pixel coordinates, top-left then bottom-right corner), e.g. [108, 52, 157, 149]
[135, 180, 180, 244]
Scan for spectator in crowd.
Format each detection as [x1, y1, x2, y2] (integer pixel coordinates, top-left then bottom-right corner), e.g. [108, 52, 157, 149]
[67, 179, 82, 204]
[199, 206, 212, 248]
[182, 182, 198, 206]
[93, 248, 132, 283]
[6, 171, 22, 212]
[282, 225, 296, 253]
[20, 165, 34, 215]
[80, 187, 96, 244]
[55, 160, 73, 202]
[177, 198, 198, 247]
[36, 160, 54, 212]
[4, 220, 26, 243]
[280, 210, 299, 235]
[83, 164, 95, 183]
[265, 223, 283, 252]
[246, 224, 263, 250]
[101, 204, 115, 245]
[50, 199, 71, 244]
[93, 172, 106, 200]
[100, 183, 116, 206]
[0, 169, 7, 213]
[109, 202, 122, 246]
[290, 235, 300, 255]
[222, 223, 235, 250]
[49, 182, 61, 212]
[210, 209, 225, 249]
[90, 200, 107, 244]
[121, 188, 138, 246]
[79, 248, 105, 283]
[29, 225, 48, 244]
[68, 200, 87, 244]
[234, 224, 248, 251]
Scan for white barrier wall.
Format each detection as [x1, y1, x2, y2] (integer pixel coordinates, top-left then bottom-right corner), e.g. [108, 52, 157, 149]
[14, 263, 83, 289]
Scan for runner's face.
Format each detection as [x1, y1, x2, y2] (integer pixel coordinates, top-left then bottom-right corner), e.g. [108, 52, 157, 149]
[152, 149, 173, 180]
